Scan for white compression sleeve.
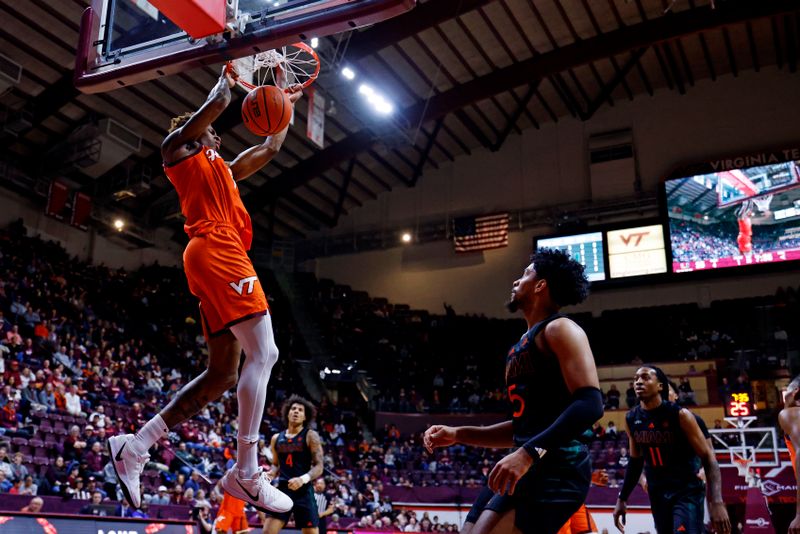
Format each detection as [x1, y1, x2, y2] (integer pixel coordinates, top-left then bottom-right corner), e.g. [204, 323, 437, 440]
[230, 313, 279, 477]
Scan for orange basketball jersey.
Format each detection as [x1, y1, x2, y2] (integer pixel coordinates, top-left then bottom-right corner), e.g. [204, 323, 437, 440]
[737, 217, 752, 237]
[164, 146, 253, 250]
[787, 436, 796, 474]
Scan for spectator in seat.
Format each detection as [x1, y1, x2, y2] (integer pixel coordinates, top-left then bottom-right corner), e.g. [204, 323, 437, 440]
[64, 384, 83, 416]
[41, 456, 66, 496]
[20, 475, 38, 496]
[20, 496, 43, 513]
[606, 384, 621, 410]
[38, 383, 56, 411]
[679, 377, 696, 405]
[718, 377, 731, 399]
[150, 485, 171, 505]
[84, 441, 106, 479]
[9, 452, 29, 482]
[606, 421, 618, 440]
[0, 447, 10, 474]
[0, 471, 12, 493]
[67, 477, 90, 500]
[184, 471, 201, 493]
[79, 490, 106, 515]
[63, 425, 88, 461]
[87, 405, 107, 429]
[85, 476, 106, 500]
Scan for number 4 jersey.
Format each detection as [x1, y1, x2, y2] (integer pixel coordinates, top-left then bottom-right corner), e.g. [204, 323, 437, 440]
[626, 401, 704, 495]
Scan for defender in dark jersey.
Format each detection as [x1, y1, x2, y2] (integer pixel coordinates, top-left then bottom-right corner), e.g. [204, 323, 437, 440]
[264, 395, 324, 534]
[424, 249, 604, 534]
[778, 374, 800, 534]
[614, 366, 730, 534]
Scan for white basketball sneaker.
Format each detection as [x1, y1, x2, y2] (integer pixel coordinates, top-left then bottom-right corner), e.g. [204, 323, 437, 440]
[220, 464, 292, 513]
[107, 434, 149, 509]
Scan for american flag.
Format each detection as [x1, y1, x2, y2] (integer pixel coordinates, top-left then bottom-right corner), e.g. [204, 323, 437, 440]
[453, 212, 509, 252]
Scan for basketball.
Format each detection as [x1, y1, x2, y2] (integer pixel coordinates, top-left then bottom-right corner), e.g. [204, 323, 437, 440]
[241, 85, 292, 136]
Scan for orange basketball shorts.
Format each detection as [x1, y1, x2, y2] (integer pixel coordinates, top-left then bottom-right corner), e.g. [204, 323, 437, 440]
[183, 226, 268, 337]
[557, 504, 597, 534]
[214, 511, 249, 532]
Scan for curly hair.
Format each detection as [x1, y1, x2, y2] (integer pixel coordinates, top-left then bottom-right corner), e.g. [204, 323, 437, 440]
[529, 248, 590, 307]
[168, 112, 194, 133]
[281, 394, 317, 426]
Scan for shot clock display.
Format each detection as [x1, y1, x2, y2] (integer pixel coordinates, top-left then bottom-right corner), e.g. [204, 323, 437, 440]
[726, 392, 752, 417]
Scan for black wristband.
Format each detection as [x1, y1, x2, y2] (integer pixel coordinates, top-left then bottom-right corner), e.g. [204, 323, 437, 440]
[522, 442, 546, 461]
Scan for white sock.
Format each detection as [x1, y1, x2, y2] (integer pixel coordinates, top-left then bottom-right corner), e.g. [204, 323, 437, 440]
[130, 414, 168, 457]
[230, 314, 279, 478]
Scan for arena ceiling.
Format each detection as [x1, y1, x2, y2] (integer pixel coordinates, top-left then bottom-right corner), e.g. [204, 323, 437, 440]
[1, 0, 799, 245]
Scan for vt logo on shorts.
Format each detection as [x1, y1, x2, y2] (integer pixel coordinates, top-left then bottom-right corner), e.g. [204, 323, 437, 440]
[230, 276, 258, 295]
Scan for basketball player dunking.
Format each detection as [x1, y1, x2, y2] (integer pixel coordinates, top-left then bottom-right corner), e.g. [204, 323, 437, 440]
[735, 195, 772, 255]
[778, 375, 800, 534]
[736, 200, 755, 254]
[424, 248, 604, 534]
[264, 395, 324, 534]
[108, 65, 302, 513]
[614, 366, 730, 534]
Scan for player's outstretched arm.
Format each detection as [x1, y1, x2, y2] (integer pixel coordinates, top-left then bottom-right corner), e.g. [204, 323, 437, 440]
[779, 407, 800, 534]
[162, 66, 235, 155]
[288, 429, 324, 491]
[229, 85, 303, 181]
[680, 409, 730, 534]
[614, 419, 643, 533]
[423, 421, 513, 453]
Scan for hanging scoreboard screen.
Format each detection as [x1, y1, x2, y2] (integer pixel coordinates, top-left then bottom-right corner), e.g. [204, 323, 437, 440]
[536, 232, 606, 282]
[606, 224, 668, 279]
[663, 149, 800, 274]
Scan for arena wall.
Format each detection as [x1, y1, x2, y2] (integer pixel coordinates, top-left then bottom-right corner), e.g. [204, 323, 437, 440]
[308, 67, 800, 317]
[0, 187, 183, 270]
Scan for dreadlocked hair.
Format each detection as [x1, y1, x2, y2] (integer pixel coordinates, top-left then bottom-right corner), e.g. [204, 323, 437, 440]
[168, 112, 194, 133]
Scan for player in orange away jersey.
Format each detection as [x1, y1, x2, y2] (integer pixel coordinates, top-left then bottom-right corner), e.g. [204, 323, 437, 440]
[108, 64, 302, 514]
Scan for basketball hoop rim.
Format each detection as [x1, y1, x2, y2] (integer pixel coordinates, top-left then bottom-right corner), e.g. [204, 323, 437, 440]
[227, 42, 320, 91]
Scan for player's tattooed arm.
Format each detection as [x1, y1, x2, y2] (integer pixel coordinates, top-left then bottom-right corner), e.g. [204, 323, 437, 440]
[680, 409, 731, 534]
[288, 430, 324, 490]
[268, 434, 280, 480]
[307, 429, 325, 481]
[162, 66, 234, 157]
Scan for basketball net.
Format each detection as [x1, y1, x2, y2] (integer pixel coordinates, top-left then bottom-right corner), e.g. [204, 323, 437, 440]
[734, 457, 758, 488]
[752, 194, 773, 212]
